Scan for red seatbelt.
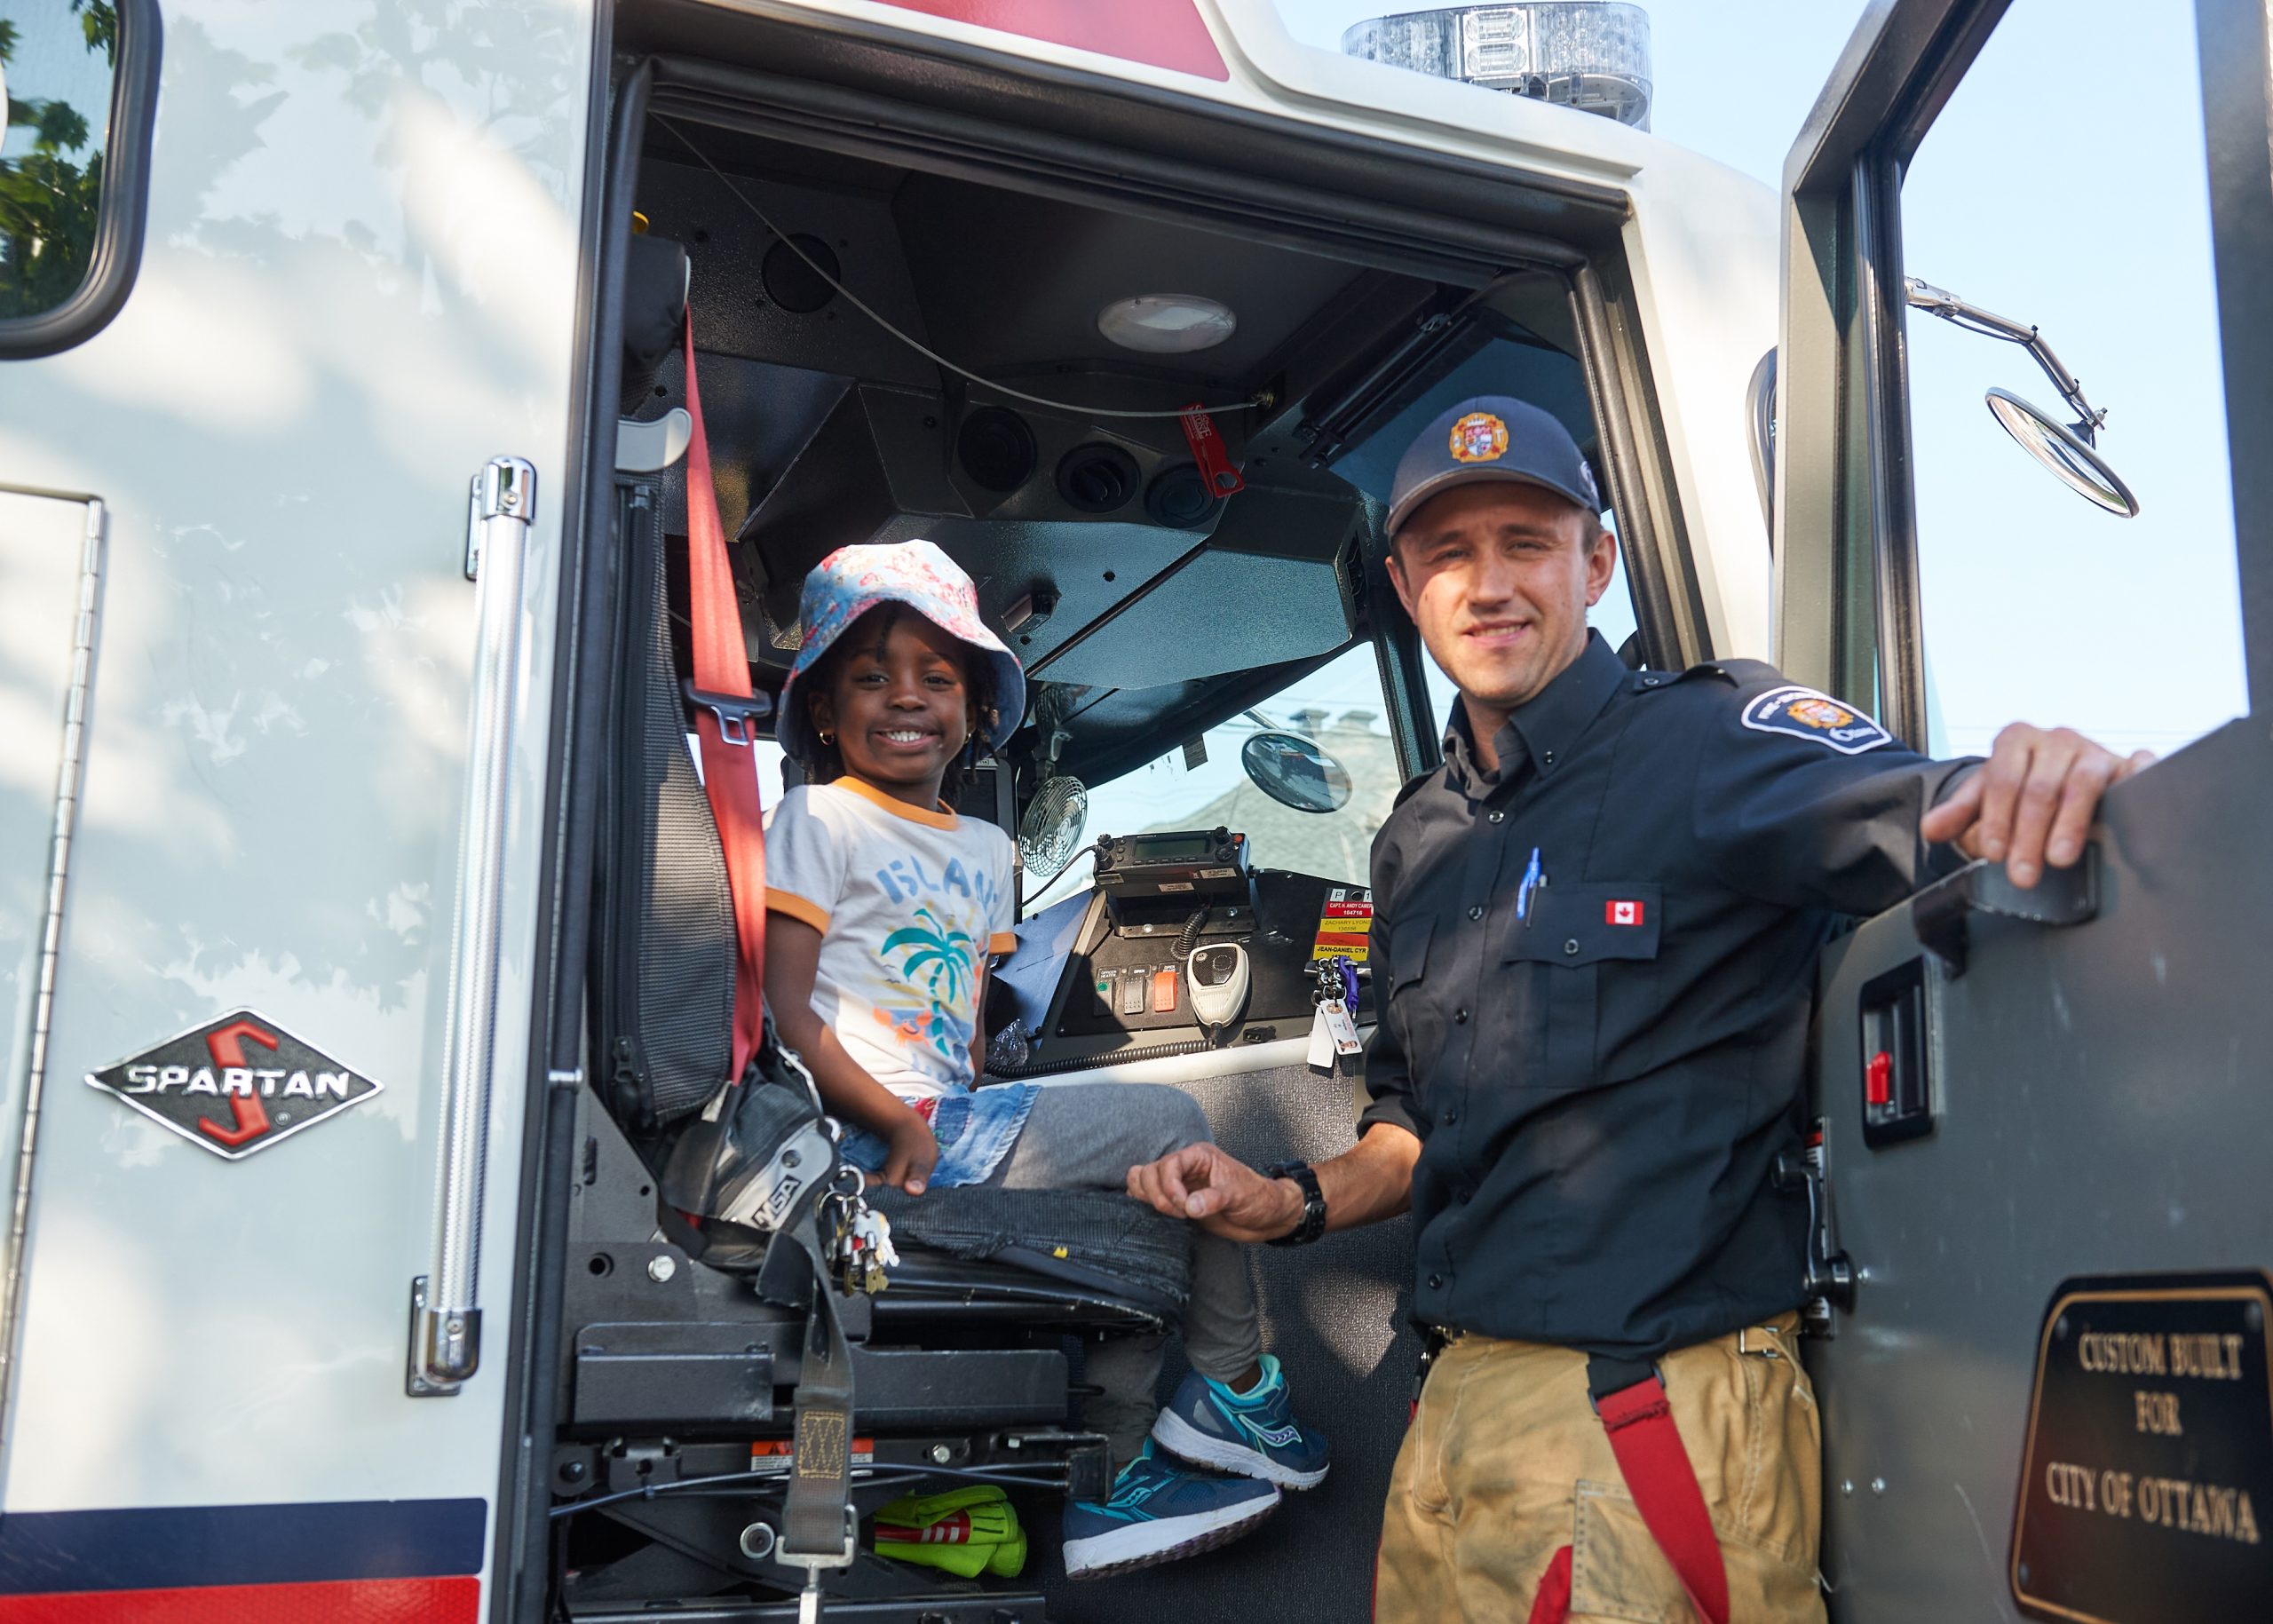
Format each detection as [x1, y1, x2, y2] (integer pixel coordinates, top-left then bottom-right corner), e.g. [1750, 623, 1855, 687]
[679, 313, 769, 1083]
[1528, 1372, 1730, 1624]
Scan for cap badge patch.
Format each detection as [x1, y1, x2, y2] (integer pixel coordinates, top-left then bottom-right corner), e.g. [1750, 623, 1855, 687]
[85, 1010, 384, 1160]
[1741, 685, 1893, 755]
[1448, 411, 1510, 463]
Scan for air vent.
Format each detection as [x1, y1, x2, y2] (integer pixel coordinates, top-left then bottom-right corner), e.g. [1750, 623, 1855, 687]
[1056, 443, 1141, 513]
[956, 407, 1037, 493]
[1145, 463, 1222, 530]
[762, 234, 840, 314]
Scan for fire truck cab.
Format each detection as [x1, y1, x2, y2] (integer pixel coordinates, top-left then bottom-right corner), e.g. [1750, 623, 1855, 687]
[3, 2, 2269, 1621]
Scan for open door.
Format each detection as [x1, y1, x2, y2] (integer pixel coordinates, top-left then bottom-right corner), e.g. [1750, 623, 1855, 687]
[1778, 2, 2273, 1620]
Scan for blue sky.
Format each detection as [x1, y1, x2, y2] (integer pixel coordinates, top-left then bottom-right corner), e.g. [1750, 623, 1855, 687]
[1274, 1, 2247, 758]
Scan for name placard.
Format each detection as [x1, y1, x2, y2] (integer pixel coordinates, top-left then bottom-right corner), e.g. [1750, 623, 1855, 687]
[2012, 1273, 2273, 1623]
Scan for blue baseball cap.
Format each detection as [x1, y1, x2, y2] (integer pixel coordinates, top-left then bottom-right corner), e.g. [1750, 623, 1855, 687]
[1385, 395, 1601, 536]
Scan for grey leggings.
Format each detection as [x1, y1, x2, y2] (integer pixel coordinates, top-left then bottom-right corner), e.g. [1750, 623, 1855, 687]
[982, 1080, 1262, 1465]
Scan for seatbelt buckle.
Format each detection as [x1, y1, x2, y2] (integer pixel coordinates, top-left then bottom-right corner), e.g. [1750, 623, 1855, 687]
[684, 679, 772, 747]
[786, 1520, 858, 1624]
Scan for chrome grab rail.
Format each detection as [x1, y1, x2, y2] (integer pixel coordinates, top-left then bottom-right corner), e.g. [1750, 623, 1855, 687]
[410, 456, 535, 1396]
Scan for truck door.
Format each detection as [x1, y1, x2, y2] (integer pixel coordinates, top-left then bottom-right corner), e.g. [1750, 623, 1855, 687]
[1778, 1, 2273, 1620]
[0, 2, 602, 1615]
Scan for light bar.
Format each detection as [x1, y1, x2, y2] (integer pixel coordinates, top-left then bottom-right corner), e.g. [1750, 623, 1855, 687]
[1342, 4, 1653, 130]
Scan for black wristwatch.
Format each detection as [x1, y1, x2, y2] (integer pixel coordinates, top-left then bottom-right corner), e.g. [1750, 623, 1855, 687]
[1264, 1160, 1327, 1248]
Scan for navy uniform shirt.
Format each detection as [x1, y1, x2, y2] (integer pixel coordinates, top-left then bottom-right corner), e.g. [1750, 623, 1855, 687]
[1360, 630, 1976, 1357]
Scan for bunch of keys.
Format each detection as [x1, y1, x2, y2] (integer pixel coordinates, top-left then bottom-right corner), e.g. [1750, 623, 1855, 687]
[1306, 955, 1363, 1072]
[821, 1168, 899, 1295]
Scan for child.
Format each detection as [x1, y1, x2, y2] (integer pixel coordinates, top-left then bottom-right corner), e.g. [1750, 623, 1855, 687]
[763, 540, 1328, 1580]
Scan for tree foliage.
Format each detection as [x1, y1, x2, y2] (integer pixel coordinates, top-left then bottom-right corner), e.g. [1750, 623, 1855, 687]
[0, 3, 115, 320]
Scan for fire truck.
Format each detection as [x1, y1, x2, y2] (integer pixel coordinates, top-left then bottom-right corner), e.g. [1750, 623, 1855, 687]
[1, 1, 2267, 1620]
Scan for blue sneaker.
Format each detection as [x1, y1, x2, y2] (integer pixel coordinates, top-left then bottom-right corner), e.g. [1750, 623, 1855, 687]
[1150, 1354, 1330, 1489]
[1060, 1441, 1280, 1580]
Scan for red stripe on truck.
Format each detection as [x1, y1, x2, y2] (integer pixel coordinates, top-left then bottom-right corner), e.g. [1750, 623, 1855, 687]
[873, 0, 1229, 80]
[0, 1576, 478, 1622]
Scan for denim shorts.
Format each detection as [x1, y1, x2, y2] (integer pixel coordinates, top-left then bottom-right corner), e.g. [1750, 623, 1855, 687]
[837, 1081, 1041, 1189]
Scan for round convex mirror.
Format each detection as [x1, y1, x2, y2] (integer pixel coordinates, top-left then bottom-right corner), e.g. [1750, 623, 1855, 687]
[1984, 388, 2140, 517]
[1241, 731, 1353, 813]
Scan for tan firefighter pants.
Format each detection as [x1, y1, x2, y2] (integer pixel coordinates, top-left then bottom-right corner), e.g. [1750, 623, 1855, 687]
[1374, 1317, 1827, 1623]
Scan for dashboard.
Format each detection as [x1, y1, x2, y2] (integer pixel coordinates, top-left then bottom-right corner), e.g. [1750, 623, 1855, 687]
[997, 828, 1375, 1073]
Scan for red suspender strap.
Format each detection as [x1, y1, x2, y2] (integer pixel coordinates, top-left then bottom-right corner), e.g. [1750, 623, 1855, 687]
[1590, 1364, 1730, 1624]
[679, 313, 770, 1083]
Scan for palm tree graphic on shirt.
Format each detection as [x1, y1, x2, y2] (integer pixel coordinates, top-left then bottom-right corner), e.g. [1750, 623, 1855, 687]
[877, 905, 977, 1060]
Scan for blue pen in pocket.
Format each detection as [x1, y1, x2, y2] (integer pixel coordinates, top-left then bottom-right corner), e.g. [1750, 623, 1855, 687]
[1517, 846, 1546, 922]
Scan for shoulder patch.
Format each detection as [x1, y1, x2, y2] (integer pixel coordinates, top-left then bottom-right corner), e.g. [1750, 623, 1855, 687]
[1738, 685, 1892, 755]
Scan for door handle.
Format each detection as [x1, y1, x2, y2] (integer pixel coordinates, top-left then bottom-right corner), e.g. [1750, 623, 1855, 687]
[1774, 1137, 1855, 1326]
[1910, 846, 2098, 976]
[410, 456, 535, 1397]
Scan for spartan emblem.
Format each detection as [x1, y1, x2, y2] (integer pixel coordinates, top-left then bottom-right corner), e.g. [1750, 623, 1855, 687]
[84, 1010, 384, 1161]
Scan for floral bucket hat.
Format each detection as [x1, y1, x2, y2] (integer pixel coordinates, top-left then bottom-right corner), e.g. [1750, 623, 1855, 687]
[775, 539, 1026, 764]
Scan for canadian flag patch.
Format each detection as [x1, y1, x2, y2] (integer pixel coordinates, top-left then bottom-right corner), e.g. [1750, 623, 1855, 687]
[1605, 899, 1645, 927]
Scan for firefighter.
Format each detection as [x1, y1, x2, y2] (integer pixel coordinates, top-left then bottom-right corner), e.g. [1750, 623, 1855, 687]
[1125, 396, 2150, 1621]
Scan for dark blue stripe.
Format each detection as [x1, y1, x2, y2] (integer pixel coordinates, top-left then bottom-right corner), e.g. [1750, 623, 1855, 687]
[0, 1498, 485, 1593]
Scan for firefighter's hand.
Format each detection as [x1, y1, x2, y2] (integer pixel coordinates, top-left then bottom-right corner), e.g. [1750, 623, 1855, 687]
[1127, 1144, 1301, 1243]
[883, 1114, 939, 1197]
[1921, 724, 2154, 888]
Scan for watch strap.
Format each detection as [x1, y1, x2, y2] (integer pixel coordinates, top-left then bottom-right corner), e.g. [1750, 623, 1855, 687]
[1264, 1160, 1327, 1248]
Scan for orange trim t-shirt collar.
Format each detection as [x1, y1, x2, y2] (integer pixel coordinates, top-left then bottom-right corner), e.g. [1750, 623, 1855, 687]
[834, 773, 960, 831]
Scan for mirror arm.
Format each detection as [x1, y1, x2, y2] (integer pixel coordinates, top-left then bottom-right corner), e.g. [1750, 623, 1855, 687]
[1904, 277, 2110, 444]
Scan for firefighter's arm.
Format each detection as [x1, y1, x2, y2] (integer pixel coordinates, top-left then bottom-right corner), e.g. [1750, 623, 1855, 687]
[1920, 724, 2154, 887]
[1128, 899, 1421, 1241]
[1125, 1123, 1421, 1244]
[764, 915, 939, 1194]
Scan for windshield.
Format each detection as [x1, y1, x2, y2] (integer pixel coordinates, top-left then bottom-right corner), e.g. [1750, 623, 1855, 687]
[1024, 640, 1397, 915]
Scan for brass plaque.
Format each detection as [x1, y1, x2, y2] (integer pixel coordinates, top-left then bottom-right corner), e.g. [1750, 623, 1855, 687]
[2012, 1272, 2273, 1622]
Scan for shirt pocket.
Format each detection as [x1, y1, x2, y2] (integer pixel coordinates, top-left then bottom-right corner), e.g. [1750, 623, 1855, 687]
[1384, 914, 1437, 1081]
[1501, 883, 1662, 1089]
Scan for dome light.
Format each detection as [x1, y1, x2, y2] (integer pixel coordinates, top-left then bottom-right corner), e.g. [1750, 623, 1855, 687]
[1097, 294, 1239, 354]
[1342, 4, 1653, 130]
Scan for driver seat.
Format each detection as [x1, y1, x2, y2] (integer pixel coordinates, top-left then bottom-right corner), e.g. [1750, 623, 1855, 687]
[586, 435, 1180, 1365]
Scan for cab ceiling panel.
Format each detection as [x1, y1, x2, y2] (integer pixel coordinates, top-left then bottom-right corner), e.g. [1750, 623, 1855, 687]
[891, 175, 1368, 385]
[639, 154, 938, 390]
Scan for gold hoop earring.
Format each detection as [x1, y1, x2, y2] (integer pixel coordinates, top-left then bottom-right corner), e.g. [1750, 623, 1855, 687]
[819, 730, 836, 746]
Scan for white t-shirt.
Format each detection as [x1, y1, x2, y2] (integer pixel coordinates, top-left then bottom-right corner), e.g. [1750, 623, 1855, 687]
[764, 776, 1018, 1098]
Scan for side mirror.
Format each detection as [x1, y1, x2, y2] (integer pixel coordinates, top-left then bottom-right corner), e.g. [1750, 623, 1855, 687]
[1984, 388, 2139, 518]
[1241, 731, 1352, 813]
[1906, 278, 2140, 518]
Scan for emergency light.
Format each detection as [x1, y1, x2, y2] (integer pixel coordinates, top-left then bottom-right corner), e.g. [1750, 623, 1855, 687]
[1342, 3, 1653, 130]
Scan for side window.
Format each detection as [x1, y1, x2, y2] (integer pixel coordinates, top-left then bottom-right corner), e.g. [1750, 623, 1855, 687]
[1898, 3, 2245, 757]
[1, 0, 156, 353]
[1024, 638, 1398, 916]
